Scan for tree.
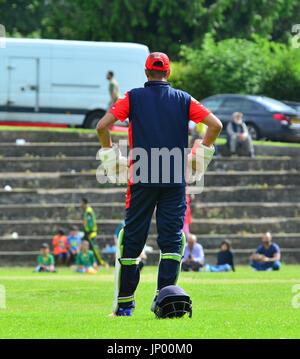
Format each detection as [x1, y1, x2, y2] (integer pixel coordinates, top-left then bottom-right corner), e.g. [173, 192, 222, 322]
[191, 0, 300, 45]
[0, 0, 46, 37]
[169, 34, 300, 101]
[1, 0, 300, 58]
[40, 0, 202, 57]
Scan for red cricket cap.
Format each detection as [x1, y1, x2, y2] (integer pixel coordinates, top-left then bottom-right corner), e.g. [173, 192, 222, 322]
[145, 52, 170, 72]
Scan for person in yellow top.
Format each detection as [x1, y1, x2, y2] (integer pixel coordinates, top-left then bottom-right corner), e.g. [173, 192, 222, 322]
[81, 198, 108, 267]
[82, 198, 97, 241]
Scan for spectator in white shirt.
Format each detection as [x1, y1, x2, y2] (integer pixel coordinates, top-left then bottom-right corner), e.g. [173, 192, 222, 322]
[182, 234, 205, 271]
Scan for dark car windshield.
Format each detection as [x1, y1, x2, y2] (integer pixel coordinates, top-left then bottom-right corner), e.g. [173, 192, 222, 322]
[255, 97, 296, 113]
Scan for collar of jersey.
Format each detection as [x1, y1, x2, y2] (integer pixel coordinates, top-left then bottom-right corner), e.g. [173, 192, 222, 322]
[144, 81, 170, 87]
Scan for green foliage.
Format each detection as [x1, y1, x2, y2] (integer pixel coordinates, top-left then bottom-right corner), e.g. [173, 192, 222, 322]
[198, 0, 300, 43]
[20, 0, 202, 57]
[169, 62, 208, 99]
[261, 45, 300, 101]
[1, 0, 300, 58]
[169, 34, 300, 101]
[0, 0, 45, 37]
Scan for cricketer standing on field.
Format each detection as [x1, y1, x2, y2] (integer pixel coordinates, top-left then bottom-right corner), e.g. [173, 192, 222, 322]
[81, 198, 97, 242]
[81, 198, 107, 267]
[97, 52, 222, 316]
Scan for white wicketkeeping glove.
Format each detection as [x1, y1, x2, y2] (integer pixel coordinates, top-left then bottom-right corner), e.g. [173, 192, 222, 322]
[97, 145, 128, 183]
[186, 140, 215, 183]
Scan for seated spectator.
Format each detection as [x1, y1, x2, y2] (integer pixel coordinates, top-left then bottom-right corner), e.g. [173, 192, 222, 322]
[67, 226, 82, 265]
[52, 229, 69, 265]
[182, 234, 205, 272]
[227, 112, 254, 157]
[250, 232, 281, 271]
[75, 240, 98, 274]
[204, 240, 235, 272]
[35, 243, 56, 273]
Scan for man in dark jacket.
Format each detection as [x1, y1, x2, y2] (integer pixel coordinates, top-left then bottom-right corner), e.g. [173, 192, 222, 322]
[203, 240, 235, 272]
[227, 112, 254, 157]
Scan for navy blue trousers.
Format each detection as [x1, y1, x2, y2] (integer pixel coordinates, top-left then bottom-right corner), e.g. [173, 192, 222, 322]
[250, 261, 281, 271]
[119, 185, 187, 309]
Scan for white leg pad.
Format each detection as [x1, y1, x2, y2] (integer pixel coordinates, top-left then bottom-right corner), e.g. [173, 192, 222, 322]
[112, 228, 124, 314]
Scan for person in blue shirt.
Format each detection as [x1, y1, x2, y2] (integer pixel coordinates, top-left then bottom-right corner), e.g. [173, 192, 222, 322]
[250, 232, 281, 271]
[67, 226, 82, 265]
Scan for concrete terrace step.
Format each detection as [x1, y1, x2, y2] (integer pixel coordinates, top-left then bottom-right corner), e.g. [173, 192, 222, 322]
[0, 130, 121, 143]
[0, 140, 300, 158]
[1, 171, 300, 189]
[1, 186, 300, 204]
[0, 188, 127, 204]
[1, 233, 300, 251]
[0, 129, 300, 156]
[1, 217, 300, 236]
[1, 202, 300, 221]
[1, 248, 300, 266]
[189, 185, 300, 202]
[1, 129, 299, 266]
[191, 233, 300, 250]
[0, 203, 126, 221]
[193, 202, 300, 219]
[0, 142, 100, 157]
[1, 156, 300, 172]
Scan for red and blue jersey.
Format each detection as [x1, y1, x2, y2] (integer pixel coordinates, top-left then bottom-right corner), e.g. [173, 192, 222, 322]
[109, 81, 210, 186]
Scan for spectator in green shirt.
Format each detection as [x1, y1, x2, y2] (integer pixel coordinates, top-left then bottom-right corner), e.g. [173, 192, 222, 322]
[106, 71, 121, 109]
[75, 240, 98, 274]
[35, 243, 56, 272]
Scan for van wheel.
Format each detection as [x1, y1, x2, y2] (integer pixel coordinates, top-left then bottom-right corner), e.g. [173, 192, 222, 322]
[84, 110, 105, 129]
[246, 123, 260, 140]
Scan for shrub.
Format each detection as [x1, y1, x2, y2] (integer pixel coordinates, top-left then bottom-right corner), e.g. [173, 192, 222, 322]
[169, 34, 300, 101]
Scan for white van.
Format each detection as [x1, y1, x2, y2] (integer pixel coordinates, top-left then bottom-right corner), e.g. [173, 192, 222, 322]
[0, 38, 149, 128]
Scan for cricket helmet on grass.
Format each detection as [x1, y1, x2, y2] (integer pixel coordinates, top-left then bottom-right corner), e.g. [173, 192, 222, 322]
[154, 285, 192, 319]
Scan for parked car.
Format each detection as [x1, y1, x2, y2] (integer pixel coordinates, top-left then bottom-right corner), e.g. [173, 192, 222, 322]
[201, 94, 300, 141]
[0, 38, 149, 128]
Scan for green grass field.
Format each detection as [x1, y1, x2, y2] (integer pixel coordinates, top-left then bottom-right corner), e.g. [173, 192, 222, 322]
[0, 266, 299, 339]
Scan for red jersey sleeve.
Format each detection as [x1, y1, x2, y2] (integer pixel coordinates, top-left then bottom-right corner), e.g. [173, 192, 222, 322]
[189, 97, 211, 124]
[109, 92, 130, 122]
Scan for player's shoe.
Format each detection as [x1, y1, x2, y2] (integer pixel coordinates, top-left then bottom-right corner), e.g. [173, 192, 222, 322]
[108, 304, 134, 317]
[114, 308, 133, 316]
